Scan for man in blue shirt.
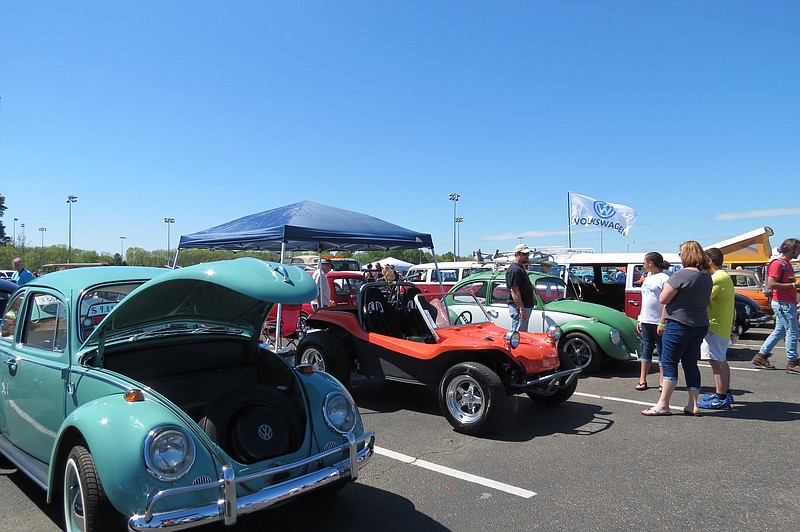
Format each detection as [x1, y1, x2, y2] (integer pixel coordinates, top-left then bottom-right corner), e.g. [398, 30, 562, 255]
[11, 258, 35, 285]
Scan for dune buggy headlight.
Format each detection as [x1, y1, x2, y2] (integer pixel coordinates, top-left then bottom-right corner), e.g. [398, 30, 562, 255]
[547, 325, 563, 342]
[609, 328, 621, 345]
[503, 330, 520, 349]
[323, 392, 357, 434]
[144, 426, 196, 481]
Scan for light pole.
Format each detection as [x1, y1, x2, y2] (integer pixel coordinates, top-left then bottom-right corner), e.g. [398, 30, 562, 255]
[38, 227, 46, 270]
[448, 193, 459, 258]
[67, 195, 78, 263]
[626, 240, 635, 252]
[119, 236, 127, 261]
[13, 218, 17, 245]
[164, 218, 175, 254]
[454, 217, 463, 259]
[20, 224, 25, 260]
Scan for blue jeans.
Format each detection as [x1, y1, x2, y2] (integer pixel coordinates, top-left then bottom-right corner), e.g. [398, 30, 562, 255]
[659, 320, 707, 389]
[640, 323, 662, 363]
[509, 305, 532, 332]
[759, 300, 798, 363]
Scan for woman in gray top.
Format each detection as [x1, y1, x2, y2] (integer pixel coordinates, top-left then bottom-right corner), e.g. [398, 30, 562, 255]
[642, 241, 713, 416]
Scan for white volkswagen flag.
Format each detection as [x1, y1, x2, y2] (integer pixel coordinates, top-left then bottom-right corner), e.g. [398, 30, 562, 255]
[569, 192, 637, 236]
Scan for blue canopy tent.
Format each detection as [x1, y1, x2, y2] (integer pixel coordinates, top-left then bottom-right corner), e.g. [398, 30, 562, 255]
[176, 201, 437, 348]
[177, 200, 434, 254]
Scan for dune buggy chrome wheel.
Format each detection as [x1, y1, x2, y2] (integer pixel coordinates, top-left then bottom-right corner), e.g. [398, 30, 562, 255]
[439, 362, 505, 435]
[296, 331, 351, 386]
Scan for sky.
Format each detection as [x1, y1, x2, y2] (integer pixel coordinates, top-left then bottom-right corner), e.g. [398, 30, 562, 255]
[1, 1, 798, 258]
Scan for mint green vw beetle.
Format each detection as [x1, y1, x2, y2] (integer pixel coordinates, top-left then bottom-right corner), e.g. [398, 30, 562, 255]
[0, 258, 374, 531]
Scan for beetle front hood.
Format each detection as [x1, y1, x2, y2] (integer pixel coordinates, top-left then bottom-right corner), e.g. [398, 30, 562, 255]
[83, 258, 317, 345]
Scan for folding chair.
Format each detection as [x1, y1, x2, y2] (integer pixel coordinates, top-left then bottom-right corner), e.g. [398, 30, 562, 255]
[261, 304, 303, 351]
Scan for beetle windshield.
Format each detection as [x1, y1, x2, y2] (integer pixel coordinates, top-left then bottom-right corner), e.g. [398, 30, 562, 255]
[78, 283, 143, 342]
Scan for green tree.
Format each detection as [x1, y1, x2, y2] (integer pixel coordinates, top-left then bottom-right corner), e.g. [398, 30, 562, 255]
[0, 194, 8, 246]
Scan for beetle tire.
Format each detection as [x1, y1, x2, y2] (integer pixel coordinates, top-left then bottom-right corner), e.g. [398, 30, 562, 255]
[561, 332, 603, 373]
[199, 385, 305, 464]
[526, 350, 579, 405]
[63, 445, 125, 532]
[296, 331, 351, 386]
[438, 362, 506, 436]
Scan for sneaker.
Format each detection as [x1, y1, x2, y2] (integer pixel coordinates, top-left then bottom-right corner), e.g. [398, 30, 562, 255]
[701, 392, 735, 403]
[698, 395, 732, 410]
[752, 353, 777, 370]
[787, 360, 800, 375]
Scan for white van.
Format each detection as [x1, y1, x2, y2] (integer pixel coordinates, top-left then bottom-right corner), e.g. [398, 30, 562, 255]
[405, 261, 498, 293]
[550, 251, 681, 319]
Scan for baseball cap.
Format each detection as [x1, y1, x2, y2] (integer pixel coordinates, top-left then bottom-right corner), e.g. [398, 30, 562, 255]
[514, 243, 532, 254]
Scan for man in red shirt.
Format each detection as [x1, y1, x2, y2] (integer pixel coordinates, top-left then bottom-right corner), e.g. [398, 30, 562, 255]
[753, 238, 800, 374]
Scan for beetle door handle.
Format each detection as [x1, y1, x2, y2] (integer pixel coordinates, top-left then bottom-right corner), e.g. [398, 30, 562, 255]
[3, 357, 18, 370]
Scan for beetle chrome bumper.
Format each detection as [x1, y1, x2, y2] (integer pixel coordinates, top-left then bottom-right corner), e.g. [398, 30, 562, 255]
[129, 431, 375, 531]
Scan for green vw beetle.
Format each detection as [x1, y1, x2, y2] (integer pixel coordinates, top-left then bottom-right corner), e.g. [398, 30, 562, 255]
[448, 270, 641, 373]
[0, 258, 374, 531]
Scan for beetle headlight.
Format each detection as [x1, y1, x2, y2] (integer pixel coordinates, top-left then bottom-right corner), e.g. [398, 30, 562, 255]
[547, 325, 562, 342]
[144, 426, 195, 481]
[323, 392, 357, 434]
[610, 328, 621, 345]
[504, 330, 520, 349]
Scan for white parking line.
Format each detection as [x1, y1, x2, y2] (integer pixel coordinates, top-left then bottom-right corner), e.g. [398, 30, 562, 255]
[374, 446, 536, 498]
[699, 363, 760, 372]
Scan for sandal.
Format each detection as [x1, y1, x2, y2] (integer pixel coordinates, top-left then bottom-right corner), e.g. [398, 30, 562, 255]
[634, 382, 648, 391]
[682, 408, 701, 416]
[641, 406, 672, 416]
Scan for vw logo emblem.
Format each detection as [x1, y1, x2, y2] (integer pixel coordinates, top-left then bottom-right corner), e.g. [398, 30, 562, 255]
[258, 424, 273, 440]
[593, 201, 617, 219]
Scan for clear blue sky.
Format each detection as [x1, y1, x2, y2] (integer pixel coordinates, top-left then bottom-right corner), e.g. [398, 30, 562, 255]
[1, 1, 798, 257]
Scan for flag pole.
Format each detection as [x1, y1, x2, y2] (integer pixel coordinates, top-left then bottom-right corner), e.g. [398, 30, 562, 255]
[567, 192, 572, 248]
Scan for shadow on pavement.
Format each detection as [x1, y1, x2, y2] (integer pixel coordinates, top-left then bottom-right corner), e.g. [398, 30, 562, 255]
[199, 482, 449, 531]
[349, 375, 613, 443]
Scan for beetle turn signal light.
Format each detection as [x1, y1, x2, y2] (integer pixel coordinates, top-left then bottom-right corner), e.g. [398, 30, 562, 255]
[297, 364, 316, 374]
[125, 389, 145, 402]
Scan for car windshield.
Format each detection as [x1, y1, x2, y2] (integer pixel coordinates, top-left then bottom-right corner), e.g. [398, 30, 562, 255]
[78, 282, 144, 342]
[432, 292, 493, 328]
[331, 259, 361, 272]
[333, 276, 366, 296]
[533, 276, 573, 303]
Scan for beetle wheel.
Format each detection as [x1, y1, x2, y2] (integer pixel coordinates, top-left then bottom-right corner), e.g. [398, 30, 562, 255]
[63, 445, 125, 532]
[561, 332, 603, 373]
[199, 385, 305, 464]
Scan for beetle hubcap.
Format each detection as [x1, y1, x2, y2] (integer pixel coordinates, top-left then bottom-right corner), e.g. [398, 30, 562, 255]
[563, 339, 591, 366]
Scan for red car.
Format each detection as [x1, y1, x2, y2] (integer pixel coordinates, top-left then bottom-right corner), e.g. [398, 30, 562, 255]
[264, 271, 366, 342]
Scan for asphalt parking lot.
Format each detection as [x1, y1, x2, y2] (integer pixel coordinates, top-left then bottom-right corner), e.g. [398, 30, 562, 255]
[2, 326, 798, 531]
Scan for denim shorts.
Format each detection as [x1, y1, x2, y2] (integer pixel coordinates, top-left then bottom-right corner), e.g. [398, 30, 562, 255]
[659, 320, 707, 389]
[640, 322, 662, 363]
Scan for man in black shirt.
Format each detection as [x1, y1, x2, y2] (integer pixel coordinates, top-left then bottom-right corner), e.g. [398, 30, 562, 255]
[506, 244, 535, 332]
